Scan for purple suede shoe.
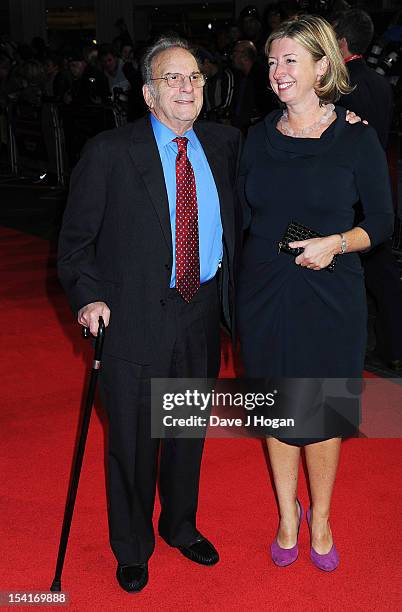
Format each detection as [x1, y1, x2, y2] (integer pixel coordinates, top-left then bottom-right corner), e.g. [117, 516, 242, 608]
[271, 499, 303, 567]
[306, 507, 339, 572]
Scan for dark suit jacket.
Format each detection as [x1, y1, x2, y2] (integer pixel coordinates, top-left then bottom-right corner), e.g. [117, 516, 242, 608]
[339, 58, 393, 149]
[58, 115, 243, 363]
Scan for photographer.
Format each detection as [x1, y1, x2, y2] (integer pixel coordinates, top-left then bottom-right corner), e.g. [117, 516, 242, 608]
[64, 48, 109, 107]
[98, 44, 131, 95]
[98, 43, 144, 121]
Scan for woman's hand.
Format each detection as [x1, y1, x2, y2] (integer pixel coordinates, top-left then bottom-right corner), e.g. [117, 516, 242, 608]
[289, 235, 341, 270]
[346, 109, 368, 125]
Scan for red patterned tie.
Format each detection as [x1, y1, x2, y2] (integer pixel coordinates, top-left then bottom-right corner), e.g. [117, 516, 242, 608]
[173, 137, 200, 302]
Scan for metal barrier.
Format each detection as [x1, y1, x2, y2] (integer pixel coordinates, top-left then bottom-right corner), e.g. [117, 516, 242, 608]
[51, 103, 67, 188]
[3, 100, 67, 188]
[1, 99, 126, 188]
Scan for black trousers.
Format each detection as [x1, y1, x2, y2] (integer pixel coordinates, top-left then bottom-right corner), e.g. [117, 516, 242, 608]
[99, 277, 221, 565]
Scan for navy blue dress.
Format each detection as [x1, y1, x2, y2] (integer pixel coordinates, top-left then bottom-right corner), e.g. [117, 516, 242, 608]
[236, 107, 394, 441]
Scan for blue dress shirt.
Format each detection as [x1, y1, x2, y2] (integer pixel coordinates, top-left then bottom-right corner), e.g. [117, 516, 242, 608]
[151, 114, 223, 287]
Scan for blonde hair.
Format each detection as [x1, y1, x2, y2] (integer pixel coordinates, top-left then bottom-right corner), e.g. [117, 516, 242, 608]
[264, 14, 353, 103]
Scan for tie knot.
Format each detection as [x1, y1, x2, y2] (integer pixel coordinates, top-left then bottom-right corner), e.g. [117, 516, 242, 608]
[173, 136, 189, 153]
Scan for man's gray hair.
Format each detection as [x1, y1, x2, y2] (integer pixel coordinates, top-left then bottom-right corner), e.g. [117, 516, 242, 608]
[141, 36, 198, 84]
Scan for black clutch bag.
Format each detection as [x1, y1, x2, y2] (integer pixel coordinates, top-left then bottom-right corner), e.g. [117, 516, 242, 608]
[278, 220, 337, 273]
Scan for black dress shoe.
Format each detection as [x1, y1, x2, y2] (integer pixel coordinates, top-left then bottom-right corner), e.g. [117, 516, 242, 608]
[116, 563, 148, 593]
[177, 536, 219, 566]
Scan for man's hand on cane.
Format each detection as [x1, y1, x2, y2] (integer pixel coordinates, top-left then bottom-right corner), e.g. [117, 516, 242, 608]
[78, 302, 110, 336]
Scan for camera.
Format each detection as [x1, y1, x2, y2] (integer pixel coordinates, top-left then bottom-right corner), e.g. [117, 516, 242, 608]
[112, 86, 128, 104]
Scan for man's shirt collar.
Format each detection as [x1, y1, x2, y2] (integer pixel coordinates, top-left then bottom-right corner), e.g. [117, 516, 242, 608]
[151, 113, 197, 149]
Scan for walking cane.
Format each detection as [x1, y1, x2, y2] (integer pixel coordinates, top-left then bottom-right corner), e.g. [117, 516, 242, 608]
[50, 316, 105, 592]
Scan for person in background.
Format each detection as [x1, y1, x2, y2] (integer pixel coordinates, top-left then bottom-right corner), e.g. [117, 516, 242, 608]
[0, 35, 16, 64]
[263, 3, 286, 37]
[83, 43, 100, 68]
[263, 1, 299, 38]
[113, 17, 133, 51]
[121, 43, 135, 66]
[239, 5, 266, 53]
[197, 48, 234, 123]
[17, 59, 46, 106]
[334, 8, 402, 371]
[43, 53, 71, 101]
[0, 51, 18, 106]
[62, 48, 110, 166]
[334, 9, 393, 147]
[210, 26, 233, 67]
[228, 23, 243, 47]
[231, 39, 277, 133]
[98, 43, 131, 95]
[99, 43, 144, 121]
[65, 47, 109, 106]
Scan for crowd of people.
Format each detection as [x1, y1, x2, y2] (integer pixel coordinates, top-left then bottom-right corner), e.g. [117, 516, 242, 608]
[0, 5, 400, 374]
[0, 5, 293, 146]
[0, 3, 400, 168]
[0, 6, 400, 365]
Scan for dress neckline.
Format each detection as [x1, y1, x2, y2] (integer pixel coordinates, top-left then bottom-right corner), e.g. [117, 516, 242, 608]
[263, 106, 346, 155]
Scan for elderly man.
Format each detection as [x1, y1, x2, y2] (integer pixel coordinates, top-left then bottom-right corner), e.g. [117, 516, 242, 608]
[57, 37, 242, 593]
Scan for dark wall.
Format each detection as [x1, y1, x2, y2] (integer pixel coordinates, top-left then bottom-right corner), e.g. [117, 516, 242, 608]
[0, 1, 10, 35]
[46, 0, 94, 6]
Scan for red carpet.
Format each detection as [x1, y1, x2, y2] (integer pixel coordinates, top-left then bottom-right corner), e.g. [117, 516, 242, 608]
[1, 226, 401, 610]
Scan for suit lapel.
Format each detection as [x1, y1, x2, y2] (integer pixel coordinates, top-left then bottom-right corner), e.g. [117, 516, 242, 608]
[127, 116, 172, 253]
[194, 122, 235, 256]
[126, 117, 235, 258]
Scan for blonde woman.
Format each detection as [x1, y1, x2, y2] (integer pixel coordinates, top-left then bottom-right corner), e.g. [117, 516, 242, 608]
[237, 15, 393, 571]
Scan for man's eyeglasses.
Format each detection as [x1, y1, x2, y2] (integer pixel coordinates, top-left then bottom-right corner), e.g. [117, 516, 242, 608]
[150, 72, 207, 88]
